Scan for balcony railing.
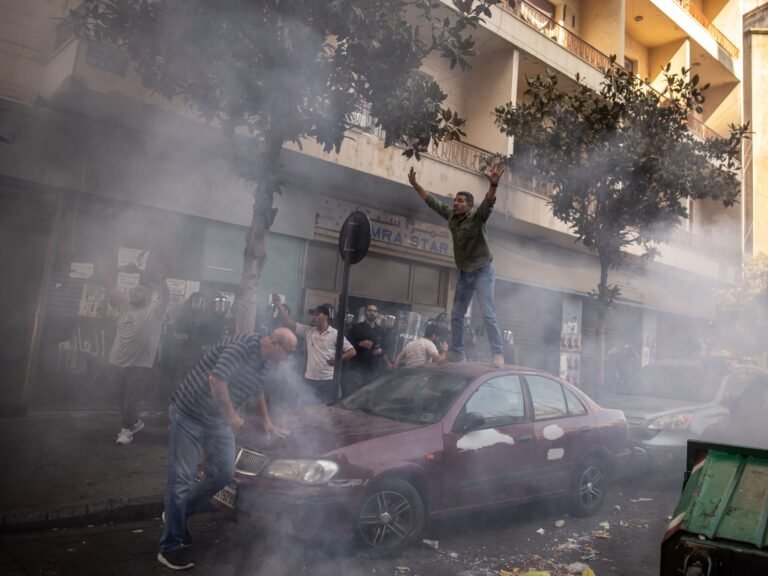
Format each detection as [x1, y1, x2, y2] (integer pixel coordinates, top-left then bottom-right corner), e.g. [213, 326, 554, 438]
[503, 1, 613, 71]
[670, 0, 738, 58]
[502, 0, 725, 140]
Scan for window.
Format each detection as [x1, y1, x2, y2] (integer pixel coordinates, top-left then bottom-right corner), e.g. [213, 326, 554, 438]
[526, 375, 567, 420]
[563, 386, 587, 416]
[305, 242, 338, 291]
[624, 57, 637, 75]
[464, 376, 526, 427]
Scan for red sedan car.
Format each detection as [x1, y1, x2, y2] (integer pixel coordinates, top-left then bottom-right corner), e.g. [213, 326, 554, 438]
[214, 364, 630, 549]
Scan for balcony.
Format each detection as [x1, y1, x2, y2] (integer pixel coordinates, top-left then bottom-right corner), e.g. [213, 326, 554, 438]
[501, 1, 613, 72]
[668, 0, 738, 58]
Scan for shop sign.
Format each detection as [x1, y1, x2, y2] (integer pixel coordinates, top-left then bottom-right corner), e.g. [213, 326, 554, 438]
[316, 196, 453, 258]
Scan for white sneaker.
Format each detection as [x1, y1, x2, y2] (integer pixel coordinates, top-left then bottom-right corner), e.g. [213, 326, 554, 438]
[128, 419, 145, 434]
[492, 354, 505, 368]
[116, 428, 133, 445]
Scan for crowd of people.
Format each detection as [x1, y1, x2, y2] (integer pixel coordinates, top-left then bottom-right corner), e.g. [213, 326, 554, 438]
[97, 164, 508, 570]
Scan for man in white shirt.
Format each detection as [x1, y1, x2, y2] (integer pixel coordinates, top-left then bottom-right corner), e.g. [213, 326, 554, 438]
[273, 297, 355, 404]
[99, 258, 169, 445]
[394, 324, 446, 368]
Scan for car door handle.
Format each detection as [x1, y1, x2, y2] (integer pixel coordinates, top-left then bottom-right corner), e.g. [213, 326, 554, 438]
[517, 435, 533, 443]
[580, 426, 592, 433]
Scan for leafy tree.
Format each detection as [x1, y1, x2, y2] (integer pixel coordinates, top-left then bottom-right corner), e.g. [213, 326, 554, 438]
[75, 0, 499, 332]
[494, 58, 749, 389]
[716, 253, 768, 361]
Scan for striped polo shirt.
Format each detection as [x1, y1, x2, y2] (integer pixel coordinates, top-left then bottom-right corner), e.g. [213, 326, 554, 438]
[171, 333, 266, 426]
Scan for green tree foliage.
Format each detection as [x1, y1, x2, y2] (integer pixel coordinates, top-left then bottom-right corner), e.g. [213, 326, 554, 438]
[74, 0, 499, 331]
[494, 58, 748, 387]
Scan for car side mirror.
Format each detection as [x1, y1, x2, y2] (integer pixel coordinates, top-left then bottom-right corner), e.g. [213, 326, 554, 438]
[459, 411, 486, 432]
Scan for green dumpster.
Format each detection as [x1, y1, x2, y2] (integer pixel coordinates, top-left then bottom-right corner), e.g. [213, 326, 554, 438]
[660, 441, 768, 575]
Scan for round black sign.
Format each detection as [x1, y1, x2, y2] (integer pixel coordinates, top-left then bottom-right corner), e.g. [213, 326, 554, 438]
[338, 211, 371, 265]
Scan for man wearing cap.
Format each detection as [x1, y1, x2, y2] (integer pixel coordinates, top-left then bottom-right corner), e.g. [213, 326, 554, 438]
[99, 257, 169, 445]
[272, 295, 355, 405]
[408, 164, 506, 367]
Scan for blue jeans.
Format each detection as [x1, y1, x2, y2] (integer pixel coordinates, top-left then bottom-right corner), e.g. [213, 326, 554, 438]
[451, 263, 504, 356]
[159, 404, 235, 553]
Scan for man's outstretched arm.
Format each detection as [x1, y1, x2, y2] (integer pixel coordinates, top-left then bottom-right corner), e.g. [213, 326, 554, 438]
[408, 167, 451, 220]
[478, 164, 505, 222]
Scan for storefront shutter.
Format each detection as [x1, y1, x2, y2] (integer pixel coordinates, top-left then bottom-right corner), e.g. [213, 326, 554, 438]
[494, 280, 563, 374]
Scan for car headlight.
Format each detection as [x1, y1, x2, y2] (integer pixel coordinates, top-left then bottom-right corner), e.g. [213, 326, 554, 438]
[647, 413, 694, 430]
[262, 459, 339, 484]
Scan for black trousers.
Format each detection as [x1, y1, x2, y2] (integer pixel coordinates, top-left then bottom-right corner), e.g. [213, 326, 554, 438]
[114, 366, 152, 427]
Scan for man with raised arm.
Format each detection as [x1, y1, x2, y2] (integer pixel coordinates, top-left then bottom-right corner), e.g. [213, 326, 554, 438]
[407, 165, 506, 367]
[99, 258, 169, 445]
[272, 295, 355, 405]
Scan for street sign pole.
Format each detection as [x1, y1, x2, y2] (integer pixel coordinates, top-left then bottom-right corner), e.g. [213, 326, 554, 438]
[332, 211, 371, 399]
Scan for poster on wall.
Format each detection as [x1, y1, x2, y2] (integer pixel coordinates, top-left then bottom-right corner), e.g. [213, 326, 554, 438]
[184, 281, 201, 300]
[70, 262, 94, 279]
[78, 284, 107, 317]
[166, 278, 188, 306]
[116, 272, 140, 294]
[118, 247, 149, 272]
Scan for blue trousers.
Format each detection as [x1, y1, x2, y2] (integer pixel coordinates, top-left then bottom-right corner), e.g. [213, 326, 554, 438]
[159, 404, 235, 552]
[451, 263, 504, 356]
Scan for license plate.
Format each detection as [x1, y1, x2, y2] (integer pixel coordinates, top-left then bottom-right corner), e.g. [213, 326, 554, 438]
[212, 484, 237, 510]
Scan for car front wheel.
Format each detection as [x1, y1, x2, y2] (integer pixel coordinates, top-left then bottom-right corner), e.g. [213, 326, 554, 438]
[569, 456, 606, 517]
[357, 478, 424, 550]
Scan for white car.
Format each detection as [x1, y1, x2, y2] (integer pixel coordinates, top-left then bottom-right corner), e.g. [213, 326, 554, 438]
[600, 358, 768, 475]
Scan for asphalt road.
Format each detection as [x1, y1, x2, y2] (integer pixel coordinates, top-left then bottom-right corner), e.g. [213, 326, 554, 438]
[0, 476, 681, 576]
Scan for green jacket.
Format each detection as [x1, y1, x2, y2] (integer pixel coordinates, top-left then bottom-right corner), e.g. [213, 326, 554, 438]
[425, 194, 496, 272]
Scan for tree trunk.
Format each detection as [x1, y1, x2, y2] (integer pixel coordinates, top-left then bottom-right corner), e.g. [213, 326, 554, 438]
[595, 256, 610, 398]
[234, 136, 282, 335]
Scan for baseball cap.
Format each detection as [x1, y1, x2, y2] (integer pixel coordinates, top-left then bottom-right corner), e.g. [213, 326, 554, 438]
[308, 304, 332, 317]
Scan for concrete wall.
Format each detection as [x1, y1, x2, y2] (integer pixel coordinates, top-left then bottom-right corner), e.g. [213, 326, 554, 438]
[649, 39, 689, 90]
[744, 5, 768, 255]
[463, 48, 516, 153]
[581, 0, 625, 61]
[701, 81, 740, 135]
[0, 0, 68, 102]
[624, 33, 651, 79]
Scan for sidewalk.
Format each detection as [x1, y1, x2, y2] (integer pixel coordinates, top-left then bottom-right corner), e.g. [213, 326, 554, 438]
[0, 410, 170, 531]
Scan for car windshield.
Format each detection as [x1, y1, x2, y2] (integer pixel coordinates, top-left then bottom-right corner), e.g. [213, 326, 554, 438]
[617, 363, 725, 402]
[339, 369, 470, 424]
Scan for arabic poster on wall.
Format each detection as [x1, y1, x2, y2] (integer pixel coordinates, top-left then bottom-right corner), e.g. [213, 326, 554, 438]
[78, 284, 107, 317]
[117, 247, 149, 272]
[116, 272, 140, 294]
[69, 262, 94, 279]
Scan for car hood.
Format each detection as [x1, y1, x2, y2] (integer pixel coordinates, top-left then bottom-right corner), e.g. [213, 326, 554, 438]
[600, 394, 707, 421]
[239, 405, 425, 458]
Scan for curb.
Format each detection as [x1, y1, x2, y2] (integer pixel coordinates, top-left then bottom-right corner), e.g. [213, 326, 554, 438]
[0, 494, 165, 533]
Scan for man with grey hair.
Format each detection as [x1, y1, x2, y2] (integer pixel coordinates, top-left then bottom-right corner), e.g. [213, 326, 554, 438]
[408, 165, 506, 367]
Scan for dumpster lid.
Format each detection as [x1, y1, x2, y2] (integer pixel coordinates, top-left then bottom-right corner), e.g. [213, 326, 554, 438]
[671, 442, 768, 549]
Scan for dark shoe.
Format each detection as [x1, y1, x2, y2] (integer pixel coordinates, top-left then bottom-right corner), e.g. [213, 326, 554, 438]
[162, 511, 192, 548]
[446, 350, 465, 363]
[157, 550, 194, 570]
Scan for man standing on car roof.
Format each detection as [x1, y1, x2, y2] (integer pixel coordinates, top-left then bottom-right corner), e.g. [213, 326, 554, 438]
[157, 327, 296, 571]
[408, 164, 505, 367]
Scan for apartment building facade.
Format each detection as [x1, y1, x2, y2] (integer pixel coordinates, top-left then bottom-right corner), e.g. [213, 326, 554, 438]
[0, 0, 751, 412]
